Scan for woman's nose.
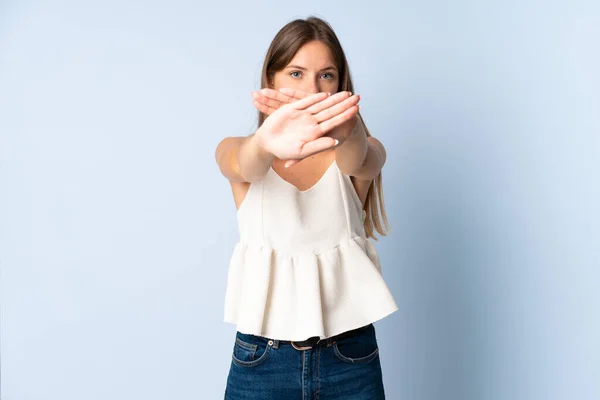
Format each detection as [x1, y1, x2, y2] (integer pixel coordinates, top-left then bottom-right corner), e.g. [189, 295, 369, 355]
[304, 82, 320, 94]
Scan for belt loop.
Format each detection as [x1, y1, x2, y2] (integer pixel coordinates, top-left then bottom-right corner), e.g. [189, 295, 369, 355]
[272, 339, 279, 349]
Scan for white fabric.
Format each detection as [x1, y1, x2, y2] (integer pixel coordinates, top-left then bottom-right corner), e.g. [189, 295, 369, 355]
[223, 160, 399, 341]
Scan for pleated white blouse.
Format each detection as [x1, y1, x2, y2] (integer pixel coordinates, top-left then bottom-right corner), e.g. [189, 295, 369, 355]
[223, 159, 399, 341]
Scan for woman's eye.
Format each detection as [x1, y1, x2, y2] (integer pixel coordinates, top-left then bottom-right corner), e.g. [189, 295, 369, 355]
[289, 71, 335, 79]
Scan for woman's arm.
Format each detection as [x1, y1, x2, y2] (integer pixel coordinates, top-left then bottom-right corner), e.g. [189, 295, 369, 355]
[335, 122, 387, 181]
[217, 91, 357, 182]
[215, 133, 275, 183]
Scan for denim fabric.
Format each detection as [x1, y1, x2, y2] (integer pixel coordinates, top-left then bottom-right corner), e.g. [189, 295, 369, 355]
[224, 323, 386, 399]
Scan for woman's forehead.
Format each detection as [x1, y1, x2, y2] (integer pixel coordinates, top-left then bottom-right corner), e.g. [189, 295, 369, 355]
[287, 43, 336, 70]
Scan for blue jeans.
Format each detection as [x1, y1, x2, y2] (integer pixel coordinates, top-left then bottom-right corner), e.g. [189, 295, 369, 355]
[225, 323, 386, 399]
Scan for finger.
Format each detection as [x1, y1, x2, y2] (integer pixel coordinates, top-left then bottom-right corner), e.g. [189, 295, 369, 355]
[318, 105, 360, 134]
[278, 87, 316, 101]
[313, 94, 360, 124]
[284, 159, 299, 168]
[256, 88, 297, 104]
[290, 91, 330, 110]
[252, 91, 285, 110]
[252, 94, 282, 114]
[253, 100, 276, 115]
[296, 137, 339, 159]
[304, 91, 354, 115]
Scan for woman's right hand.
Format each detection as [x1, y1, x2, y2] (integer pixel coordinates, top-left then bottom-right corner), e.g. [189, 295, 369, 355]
[253, 91, 360, 162]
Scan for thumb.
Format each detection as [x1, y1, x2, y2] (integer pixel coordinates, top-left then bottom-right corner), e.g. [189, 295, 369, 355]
[298, 137, 339, 159]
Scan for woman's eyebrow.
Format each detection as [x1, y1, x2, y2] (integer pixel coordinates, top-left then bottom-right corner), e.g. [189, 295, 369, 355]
[286, 65, 337, 72]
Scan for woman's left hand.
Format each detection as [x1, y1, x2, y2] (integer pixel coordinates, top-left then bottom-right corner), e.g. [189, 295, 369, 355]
[252, 88, 359, 167]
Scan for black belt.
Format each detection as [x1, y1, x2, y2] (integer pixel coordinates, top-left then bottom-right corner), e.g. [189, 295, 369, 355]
[279, 324, 371, 350]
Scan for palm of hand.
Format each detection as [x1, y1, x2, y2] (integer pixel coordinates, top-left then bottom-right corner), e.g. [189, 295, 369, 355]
[251, 88, 360, 166]
[258, 105, 323, 160]
[255, 88, 358, 146]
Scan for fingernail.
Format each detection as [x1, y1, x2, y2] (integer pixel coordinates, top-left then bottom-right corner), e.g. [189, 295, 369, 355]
[334, 139, 339, 146]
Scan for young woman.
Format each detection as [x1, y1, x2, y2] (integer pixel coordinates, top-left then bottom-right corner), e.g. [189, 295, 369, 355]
[215, 16, 399, 400]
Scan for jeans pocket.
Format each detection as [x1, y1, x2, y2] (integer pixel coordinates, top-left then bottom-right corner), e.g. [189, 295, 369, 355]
[332, 324, 379, 364]
[231, 332, 272, 368]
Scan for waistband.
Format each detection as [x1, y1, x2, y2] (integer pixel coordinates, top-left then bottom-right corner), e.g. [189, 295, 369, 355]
[270, 323, 373, 351]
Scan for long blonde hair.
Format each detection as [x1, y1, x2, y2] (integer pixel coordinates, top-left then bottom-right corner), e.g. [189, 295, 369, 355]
[257, 16, 390, 240]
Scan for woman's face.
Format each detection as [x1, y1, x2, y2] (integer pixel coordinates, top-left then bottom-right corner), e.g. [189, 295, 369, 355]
[271, 40, 339, 94]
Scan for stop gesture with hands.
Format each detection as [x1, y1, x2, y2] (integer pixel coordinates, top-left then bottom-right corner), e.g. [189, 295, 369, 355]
[251, 88, 360, 168]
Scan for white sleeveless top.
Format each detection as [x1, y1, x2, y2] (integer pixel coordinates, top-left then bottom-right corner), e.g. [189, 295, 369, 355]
[223, 159, 399, 341]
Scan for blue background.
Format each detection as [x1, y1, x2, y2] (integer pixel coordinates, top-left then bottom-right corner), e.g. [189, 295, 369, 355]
[1, 1, 598, 399]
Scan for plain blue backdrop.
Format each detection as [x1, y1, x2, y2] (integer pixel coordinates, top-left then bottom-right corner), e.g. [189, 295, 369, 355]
[1, 1, 598, 399]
